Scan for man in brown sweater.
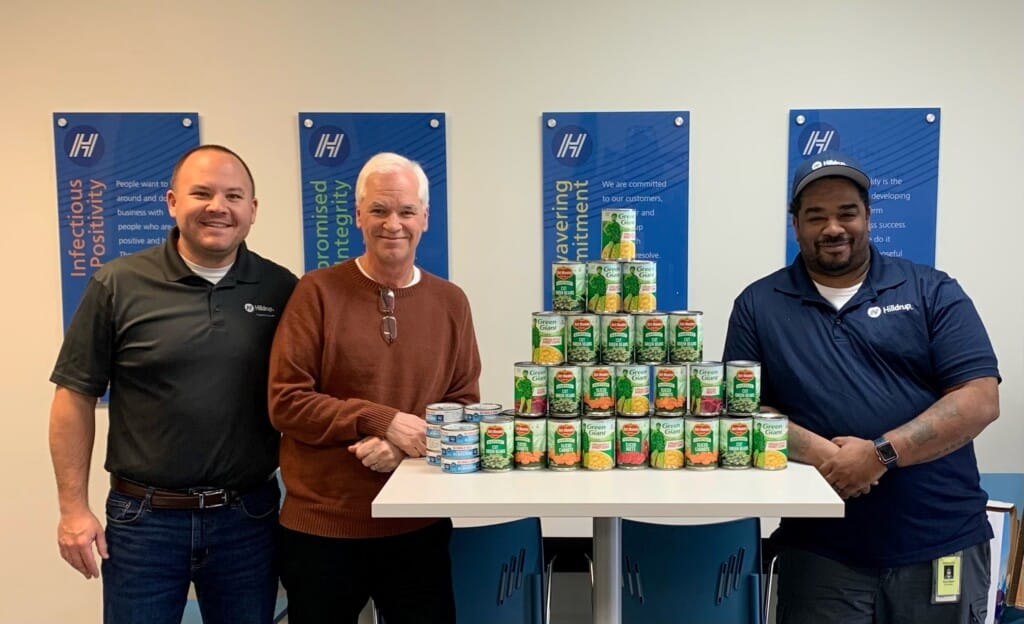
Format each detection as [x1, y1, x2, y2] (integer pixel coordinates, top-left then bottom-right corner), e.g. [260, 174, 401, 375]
[268, 152, 481, 624]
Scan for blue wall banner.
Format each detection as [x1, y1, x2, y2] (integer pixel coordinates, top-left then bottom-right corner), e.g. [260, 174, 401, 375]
[297, 113, 448, 277]
[787, 108, 940, 266]
[541, 112, 690, 311]
[53, 112, 200, 329]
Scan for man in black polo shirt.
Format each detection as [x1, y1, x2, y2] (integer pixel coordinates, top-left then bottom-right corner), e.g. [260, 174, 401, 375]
[49, 145, 297, 624]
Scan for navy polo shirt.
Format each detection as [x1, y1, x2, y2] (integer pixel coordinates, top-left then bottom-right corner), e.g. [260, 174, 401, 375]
[723, 245, 999, 567]
[51, 229, 297, 490]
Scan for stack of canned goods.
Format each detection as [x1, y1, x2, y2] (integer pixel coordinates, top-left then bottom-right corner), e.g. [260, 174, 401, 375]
[425, 402, 465, 468]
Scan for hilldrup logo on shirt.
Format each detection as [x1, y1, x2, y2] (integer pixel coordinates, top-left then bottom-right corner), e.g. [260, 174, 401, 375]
[244, 302, 278, 317]
[551, 125, 593, 167]
[64, 126, 106, 166]
[867, 303, 914, 318]
[308, 125, 351, 167]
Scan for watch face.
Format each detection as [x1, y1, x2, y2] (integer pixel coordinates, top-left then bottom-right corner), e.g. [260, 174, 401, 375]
[876, 440, 898, 464]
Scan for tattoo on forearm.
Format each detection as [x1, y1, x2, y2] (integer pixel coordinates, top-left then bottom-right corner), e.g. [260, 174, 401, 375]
[899, 400, 975, 464]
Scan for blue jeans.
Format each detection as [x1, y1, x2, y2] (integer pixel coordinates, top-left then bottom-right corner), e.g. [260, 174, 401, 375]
[102, 478, 280, 624]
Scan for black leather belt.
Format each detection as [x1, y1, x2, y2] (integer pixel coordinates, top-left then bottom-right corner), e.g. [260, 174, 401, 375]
[110, 475, 240, 510]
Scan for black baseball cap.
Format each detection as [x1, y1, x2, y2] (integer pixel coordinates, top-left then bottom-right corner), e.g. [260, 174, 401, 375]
[791, 151, 870, 203]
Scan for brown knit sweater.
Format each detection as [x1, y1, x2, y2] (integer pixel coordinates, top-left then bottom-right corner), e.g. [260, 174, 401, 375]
[268, 259, 481, 538]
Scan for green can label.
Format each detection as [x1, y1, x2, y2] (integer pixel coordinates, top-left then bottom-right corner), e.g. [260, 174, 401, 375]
[600, 313, 633, 364]
[581, 417, 616, 470]
[689, 362, 724, 415]
[635, 313, 668, 363]
[586, 261, 622, 313]
[615, 365, 650, 416]
[601, 208, 637, 261]
[514, 417, 547, 469]
[547, 365, 581, 416]
[622, 261, 657, 313]
[726, 361, 761, 414]
[480, 417, 514, 472]
[669, 311, 703, 363]
[719, 416, 753, 469]
[547, 418, 581, 470]
[650, 416, 684, 469]
[513, 363, 547, 416]
[582, 365, 616, 414]
[684, 416, 719, 469]
[566, 314, 599, 364]
[615, 416, 650, 468]
[753, 415, 789, 470]
[652, 365, 686, 415]
[532, 312, 565, 365]
[552, 261, 586, 312]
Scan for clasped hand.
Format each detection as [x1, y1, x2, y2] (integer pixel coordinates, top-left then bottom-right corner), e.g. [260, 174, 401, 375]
[819, 436, 886, 500]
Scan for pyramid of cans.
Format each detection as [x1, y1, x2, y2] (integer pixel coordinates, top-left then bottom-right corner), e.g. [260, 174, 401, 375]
[507, 207, 787, 473]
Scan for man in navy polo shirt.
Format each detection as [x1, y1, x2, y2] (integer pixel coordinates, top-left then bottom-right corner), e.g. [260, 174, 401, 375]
[48, 145, 297, 623]
[723, 151, 1000, 623]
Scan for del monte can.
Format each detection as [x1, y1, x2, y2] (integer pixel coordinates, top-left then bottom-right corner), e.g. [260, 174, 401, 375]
[552, 261, 586, 312]
[669, 311, 703, 363]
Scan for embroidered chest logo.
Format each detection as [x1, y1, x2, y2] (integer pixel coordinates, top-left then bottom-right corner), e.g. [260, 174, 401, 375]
[867, 303, 914, 319]
[244, 303, 278, 318]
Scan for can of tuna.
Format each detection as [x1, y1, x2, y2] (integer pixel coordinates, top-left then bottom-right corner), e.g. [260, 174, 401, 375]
[426, 449, 441, 466]
[513, 362, 548, 416]
[426, 424, 442, 453]
[615, 364, 651, 416]
[463, 402, 502, 423]
[440, 442, 479, 459]
[650, 416, 684, 469]
[634, 312, 668, 364]
[581, 415, 616, 470]
[586, 260, 622, 313]
[565, 314, 599, 365]
[684, 415, 719, 469]
[480, 415, 514, 472]
[426, 402, 464, 424]
[652, 365, 686, 415]
[753, 413, 788, 470]
[582, 365, 616, 415]
[547, 416, 582, 470]
[552, 261, 587, 312]
[601, 208, 637, 261]
[514, 415, 547, 470]
[725, 361, 761, 414]
[441, 423, 480, 445]
[621, 261, 657, 313]
[442, 457, 480, 474]
[688, 362, 725, 415]
[599, 313, 633, 364]
[547, 365, 581, 416]
[719, 414, 753, 469]
[669, 311, 703, 363]
[615, 415, 650, 469]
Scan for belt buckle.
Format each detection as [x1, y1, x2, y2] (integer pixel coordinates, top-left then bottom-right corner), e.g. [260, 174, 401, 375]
[196, 489, 228, 509]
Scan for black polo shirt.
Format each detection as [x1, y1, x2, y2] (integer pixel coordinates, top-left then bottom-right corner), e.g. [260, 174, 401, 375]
[51, 229, 297, 489]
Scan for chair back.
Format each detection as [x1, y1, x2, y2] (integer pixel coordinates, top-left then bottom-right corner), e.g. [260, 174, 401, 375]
[449, 517, 546, 624]
[621, 517, 762, 624]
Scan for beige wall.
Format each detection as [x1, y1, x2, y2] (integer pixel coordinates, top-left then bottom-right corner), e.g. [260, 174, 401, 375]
[2, 1, 1022, 621]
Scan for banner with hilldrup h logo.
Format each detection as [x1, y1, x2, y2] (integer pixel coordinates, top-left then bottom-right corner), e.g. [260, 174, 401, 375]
[541, 112, 690, 311]
[787, 108, 940, 266]
[53, 113, 200, 329]
[297, 113, 448, 277]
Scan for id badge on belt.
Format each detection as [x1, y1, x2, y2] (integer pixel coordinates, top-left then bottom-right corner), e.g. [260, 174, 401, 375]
[931, 551, 962, 604]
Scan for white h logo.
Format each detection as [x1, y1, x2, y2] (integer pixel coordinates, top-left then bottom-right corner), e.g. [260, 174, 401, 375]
[69, 133, 99, 158]
[802, 130, 835, 155]
[314, 133, 345, 158]
[557, 133, 588, 159]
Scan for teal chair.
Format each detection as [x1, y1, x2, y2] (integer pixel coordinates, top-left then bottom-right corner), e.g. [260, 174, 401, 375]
[620, 517, 763, 624]
[372, 518, 546, 624]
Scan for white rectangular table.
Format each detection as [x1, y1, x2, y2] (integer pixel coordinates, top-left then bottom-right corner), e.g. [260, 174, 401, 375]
[373, 459, 844, 624]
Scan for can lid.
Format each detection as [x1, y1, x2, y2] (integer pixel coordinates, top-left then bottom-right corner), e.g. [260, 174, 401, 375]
[441, 423, 478, 433]
[754, 412, 787, 419]
[426, 402, 464, 410]
[482, 414, 514, 423]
